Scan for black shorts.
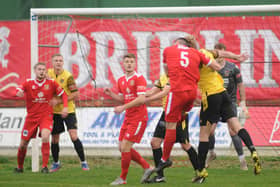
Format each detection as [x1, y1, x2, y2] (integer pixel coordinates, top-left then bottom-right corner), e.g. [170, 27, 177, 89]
[200, 91, 236, 126]
[153, 112, 189, 143]
[52, 113, 78, 135]
[231, 102, 238, 116]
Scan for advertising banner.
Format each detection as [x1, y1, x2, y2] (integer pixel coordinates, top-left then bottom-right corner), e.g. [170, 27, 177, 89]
[2, 107, 279, 148]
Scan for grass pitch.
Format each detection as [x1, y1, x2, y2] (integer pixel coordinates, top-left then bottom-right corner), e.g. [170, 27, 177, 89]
[0, 155, 279, 187]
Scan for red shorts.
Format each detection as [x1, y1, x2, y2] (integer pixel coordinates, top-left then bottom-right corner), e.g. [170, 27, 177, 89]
[165, 90, 196, 123]
[21, 114, 53, 141]
[119, 118, 147, 143]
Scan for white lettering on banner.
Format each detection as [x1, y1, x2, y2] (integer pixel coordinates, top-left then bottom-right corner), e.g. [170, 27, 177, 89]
[55, 33, 92, 88]
[200, 30, 224, 50]
[0, 112, 24, 129]
[0, 108, 26, 147]
[235, 30, 259, 87]
[91, 32, 126, 87]
[53, 30, 280, 89]
[259, 30, 280, 87]
[155, 31, 187, 75]
[0, 26, 10, 68]
[132, 32, 154, 86]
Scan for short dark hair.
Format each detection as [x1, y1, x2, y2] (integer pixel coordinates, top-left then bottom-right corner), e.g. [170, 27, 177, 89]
[33, 62, 46, 69]
[214, 43, 226, 50]
[123, 53, 136, 59]
[51, 53, 63, 59]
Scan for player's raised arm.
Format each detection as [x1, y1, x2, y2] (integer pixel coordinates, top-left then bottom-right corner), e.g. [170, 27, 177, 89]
[104, 87, 124, 103]
[199, 50, 222, 71]
[146, 84, 170, 103]
[217, 50, 249, 62]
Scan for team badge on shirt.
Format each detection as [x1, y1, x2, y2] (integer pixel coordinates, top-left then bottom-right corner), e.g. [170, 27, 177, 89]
[32, 85, 36, 89]
[126, 88, 131, 93]
[224, 70, 230, 77]
[44, 84, 49, 90]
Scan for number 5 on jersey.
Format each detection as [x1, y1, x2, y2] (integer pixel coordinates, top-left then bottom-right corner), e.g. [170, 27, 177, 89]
[180, 51, 189, 67]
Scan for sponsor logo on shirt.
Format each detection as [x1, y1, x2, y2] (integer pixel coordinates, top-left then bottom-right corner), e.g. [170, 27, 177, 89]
[126, 87, 130, 93]
[37, 92, 44, 98]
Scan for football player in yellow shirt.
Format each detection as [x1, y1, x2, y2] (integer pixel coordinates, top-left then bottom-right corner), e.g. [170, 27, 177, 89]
[48, 53, 89, 172]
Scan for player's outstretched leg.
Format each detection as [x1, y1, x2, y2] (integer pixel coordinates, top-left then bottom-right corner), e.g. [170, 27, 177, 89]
[130, 148, 154, 183]
[205, 134, 216, 168]
[237, 128, 261, 174]
[231, 134, 248, 170]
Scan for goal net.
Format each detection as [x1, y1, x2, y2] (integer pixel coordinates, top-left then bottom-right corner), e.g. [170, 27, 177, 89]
[31, 6, 280, 106]
[29, 5, 280, 171]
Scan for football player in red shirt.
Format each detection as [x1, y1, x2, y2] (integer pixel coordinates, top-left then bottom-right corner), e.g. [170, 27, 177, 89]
[14, 62, 68, 173]
[104, 53, 154, 185]
[155, 37, 222, 172]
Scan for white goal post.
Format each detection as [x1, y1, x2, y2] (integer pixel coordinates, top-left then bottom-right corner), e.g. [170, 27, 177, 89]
[30, 5, 280, 172]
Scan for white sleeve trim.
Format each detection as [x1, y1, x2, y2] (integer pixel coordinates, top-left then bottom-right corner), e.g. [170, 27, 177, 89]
[206, 60, 212, 67]
[57, 90, 64, 97]
[137, 92, 146, 95]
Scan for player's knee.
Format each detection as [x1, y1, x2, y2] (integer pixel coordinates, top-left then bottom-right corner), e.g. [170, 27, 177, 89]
[19, 140, 28, 149]
[151, 138, 161, 149]
[69, 130, 78, 141]
[181, 142, 191, 150]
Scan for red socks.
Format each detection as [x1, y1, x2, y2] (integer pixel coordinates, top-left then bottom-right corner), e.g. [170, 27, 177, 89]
[131, 148, 150, 169]
[41, 142, 50, 168]
[162, 129, 176, 161]
[120, 152, 131, 180]
[17, 148, 27, 169]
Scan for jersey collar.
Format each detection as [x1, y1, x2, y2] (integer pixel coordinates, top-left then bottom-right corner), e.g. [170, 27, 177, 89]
[125, 71, 136, 81]
[34, 78, 46, 87]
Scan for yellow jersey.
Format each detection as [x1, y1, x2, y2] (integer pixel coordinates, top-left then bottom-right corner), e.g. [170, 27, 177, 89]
[154, 73, 169, 110]
[48, 69, 78, 114]
[198, 49, 225, 96]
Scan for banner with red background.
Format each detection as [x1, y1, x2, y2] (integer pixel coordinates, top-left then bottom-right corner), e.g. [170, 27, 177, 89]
[1, 16, 280, 102]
